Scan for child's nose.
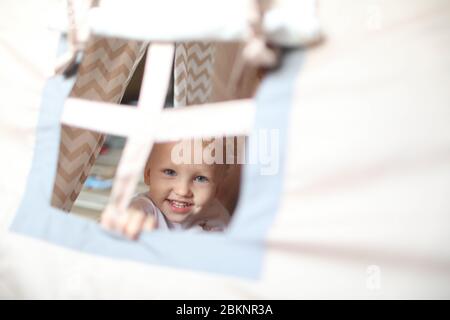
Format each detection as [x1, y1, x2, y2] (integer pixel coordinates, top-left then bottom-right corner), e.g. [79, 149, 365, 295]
[174, 180, 192, 197]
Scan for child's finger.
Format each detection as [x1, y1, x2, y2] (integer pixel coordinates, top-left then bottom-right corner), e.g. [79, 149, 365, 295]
[116, 208, 131, 234]
[124, 209, 146, 240]
[100, 205, 119, 230]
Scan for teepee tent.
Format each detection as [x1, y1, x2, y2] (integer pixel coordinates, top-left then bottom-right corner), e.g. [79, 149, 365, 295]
[0, 0, 449, 298]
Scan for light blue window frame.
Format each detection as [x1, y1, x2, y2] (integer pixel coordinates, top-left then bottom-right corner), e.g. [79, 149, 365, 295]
[10, 39, 303, 279]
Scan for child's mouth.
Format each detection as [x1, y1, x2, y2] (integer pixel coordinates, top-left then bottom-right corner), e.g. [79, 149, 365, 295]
[167, 199, 193, 214]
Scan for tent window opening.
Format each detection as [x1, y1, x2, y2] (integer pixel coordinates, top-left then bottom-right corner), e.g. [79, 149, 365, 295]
[50, 40, 261, 239]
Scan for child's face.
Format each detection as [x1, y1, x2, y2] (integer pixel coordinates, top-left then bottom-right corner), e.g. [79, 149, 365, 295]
[144, 142, 224, 224]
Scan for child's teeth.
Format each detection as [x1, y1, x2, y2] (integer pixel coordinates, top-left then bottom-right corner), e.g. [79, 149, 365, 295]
[172, 200, 189, 208]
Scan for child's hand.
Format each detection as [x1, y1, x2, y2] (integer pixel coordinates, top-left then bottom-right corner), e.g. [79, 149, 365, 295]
[101, 205, 155, 240]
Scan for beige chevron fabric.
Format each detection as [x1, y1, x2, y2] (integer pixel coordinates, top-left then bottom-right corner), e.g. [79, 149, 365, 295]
[174, 42, 215, 107]
[174, 42, 261, 107]
[51, 37, 147, 211]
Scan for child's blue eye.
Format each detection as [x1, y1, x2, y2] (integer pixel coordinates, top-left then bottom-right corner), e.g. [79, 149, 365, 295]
[194, 176, 209, 183]
[163, 169, 176, 176]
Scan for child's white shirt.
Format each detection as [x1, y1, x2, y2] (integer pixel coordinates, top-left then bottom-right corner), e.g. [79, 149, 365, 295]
[129, 192, 231, 232]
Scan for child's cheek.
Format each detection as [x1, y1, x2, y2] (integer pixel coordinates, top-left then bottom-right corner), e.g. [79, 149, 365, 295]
[200, 187, 216, 206]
